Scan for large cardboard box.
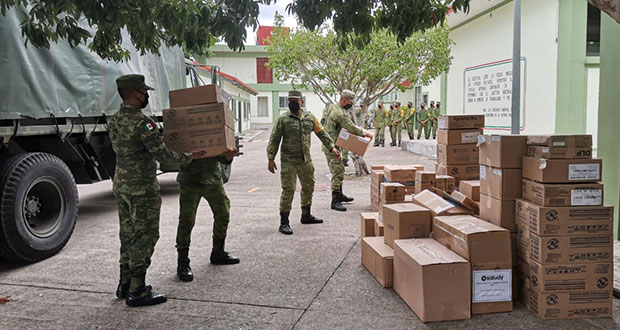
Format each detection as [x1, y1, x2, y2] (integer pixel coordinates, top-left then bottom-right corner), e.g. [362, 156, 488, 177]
[478, 135, 528, 168]
[450, 190, 480, 215]
[459, 180, 480, 201]
[526, 134, 593, 147]
[437, 128, 482, 145]
[169, 84, 224, 107]
[528, 290, 612, 319]
[163, 103, 234, 131]
[522, 157, 603, 183]
[382, 204, 432, 248]
[516, 226, 531, 260]
[433, 215, 513, 314]
[479, 166, 522, 200]
[515, 198, 613, 236]
[438, 114, 485, 130]
[436, 163, 479, 182]
[164, 126, 235, 158]
[361, 237, 394, 288]
[527, 259, 613, 293]
[412, 190, 473, 216]
[529, 233, 613, 264]
[521, 179, 603, 207]
[437, 144, 479, 165]
[371, 165, 385, 171]
[361, 212, 378, 237]
[383, 165, 418, 182]
[380, 182, 405, 202]
[414, 171, 436, 194]
[393, 238, 471, 322]
[479, 194, 516, 233]
[435, 175, 456, 193]
[527, 146, 593, 159]
[335, 129, 372, 156]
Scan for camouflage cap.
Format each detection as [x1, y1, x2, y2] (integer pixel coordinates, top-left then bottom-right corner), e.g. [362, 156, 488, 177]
[341, 89, 356, 102]
[288, 90, 303, 99]
[116, 74, 154, 91]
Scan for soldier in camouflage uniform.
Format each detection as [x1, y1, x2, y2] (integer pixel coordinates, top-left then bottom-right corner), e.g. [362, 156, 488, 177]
[372, 103, 387, 147]
[355, 105, 366, 127]
[404, 102, 416, 140]
[109, 74, 198, 307]
[388, 104, 397, 146]
[390, 102, 404, 147]
[322, 90, 374, 211]
[267, 91, 340, 235]
[429, 101, 439, 139]
[417, 103, 432, 139]
[431, 102, 442, 139]
[175, 148, 240, 282]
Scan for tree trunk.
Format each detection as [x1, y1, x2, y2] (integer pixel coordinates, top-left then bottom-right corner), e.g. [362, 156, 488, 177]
[590, 0, 620, 24]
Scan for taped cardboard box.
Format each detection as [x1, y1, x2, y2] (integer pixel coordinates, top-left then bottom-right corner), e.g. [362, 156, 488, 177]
[522, 157, 603, 183]
[478, 135, 528, 168]
[383, 165, 418, 182]
[393, 238, 471, 322]
[515, 198, 613, 236]
[435, 175, 456, 194]
[437, 128, 482, 145]
[438, 114, 485, 130]
[163, 103, 234, 131]
[412, 190, 473, 216]
[335, 129, 372, 156]
[164, 126, 235, 158]
[382, 204, 432, 248]
[521, 179, 603, 207]
[433, 215, 513, 314]
[526, 134, 593, 148]
[361, 212, 378, 237]
[528, 290, 612, 320]
[380, 182, 405, 202]
[361, 237, 394, 288]
[169, 84, 224, 108]
[437, 143, 479, 165]
[527, 146, 593, 159]
[479, 194, 516, 233]
[459, 180, 480, 201]
[479, 166, 522, 200]
[436, 163, 480, 182]
[450, 190, 480, 215]
[414, 171, 436, 194]
[529, 233, 613, 264]
[516, 227, 531, 260]
[527, 259, 613, 293]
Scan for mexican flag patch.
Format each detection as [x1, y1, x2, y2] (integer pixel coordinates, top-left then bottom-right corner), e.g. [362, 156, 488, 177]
[144, 121, 156, 132]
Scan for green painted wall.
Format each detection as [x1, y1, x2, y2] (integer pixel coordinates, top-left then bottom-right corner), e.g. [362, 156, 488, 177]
[597, 14, 620, 240]
[271, 91, 280, 123]
[554, 0, 588, 133]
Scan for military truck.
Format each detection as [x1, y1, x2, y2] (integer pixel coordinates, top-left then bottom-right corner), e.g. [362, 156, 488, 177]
[0, 8, 236, 263]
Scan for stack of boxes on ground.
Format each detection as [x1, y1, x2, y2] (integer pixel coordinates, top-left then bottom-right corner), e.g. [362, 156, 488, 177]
[436, 115, 485, 185]
[516, 135, 613, 319]
[163, 84, 235, 158]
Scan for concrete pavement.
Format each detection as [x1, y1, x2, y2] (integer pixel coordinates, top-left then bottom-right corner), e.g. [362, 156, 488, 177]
[0, 128, 618, 330]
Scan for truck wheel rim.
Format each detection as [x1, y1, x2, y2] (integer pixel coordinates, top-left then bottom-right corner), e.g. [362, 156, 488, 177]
[22, 177, 66, 238]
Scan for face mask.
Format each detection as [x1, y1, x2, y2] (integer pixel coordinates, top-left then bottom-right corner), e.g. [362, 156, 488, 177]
[288, 101, 300, 113]
[343, 103, 352, 110]
[140, 92, 149, 109]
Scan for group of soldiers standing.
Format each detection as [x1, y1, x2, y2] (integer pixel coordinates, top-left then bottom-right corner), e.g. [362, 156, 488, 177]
[371, 101, 441, 147]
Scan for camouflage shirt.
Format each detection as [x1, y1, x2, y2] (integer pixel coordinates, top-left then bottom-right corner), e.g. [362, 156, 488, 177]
[109, 104, 192, 195]
[404, 106, 416, 123]
[267, 110, 335, 162]
[322, 103, 365, 152]
[177, 156, 231, 186]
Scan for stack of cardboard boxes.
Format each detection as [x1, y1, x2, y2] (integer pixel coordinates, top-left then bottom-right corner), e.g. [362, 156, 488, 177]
[383, 165, 424, 195]
[436, 115, 484, 185]
[370, 167, 385, 211]
[516, 135, 613, 319]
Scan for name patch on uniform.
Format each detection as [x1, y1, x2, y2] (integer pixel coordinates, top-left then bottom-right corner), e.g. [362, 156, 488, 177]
[144, 121, 156, 132]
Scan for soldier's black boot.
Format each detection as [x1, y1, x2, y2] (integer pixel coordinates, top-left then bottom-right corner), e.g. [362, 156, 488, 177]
[398, 141, 401, 147]
[177, 248, 193, 282]
[380, 140, 385, 147]
[390, 140, 396, 147]
[338, 185, 354, 203]
[373, 139, 380, 147]
[343, 158, 349, 166]
[331, 191, 347, 211]
[126, 274, 167, 307]
[300, 205, 323, 224]
[210, 238, 240, 265]
[279, 212, 293, 235]
[116, 264, 130, 299]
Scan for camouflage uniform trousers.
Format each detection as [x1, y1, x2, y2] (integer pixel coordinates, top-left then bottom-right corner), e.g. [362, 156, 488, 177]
[431, 119, 438, 139]
[280, 160, 315, 212]
[116, 192, 162, 277]
[374, 125, 385, 143]
[389, 124, 397, 142]
[406, 123, 415, 140]
[176, 183, 230, 249]
[395, 123, 403, 143]
[417, 123, 431, 139]
[324, 148, 344, 191]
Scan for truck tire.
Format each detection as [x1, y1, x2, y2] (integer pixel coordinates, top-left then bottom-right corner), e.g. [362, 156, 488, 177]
[220, 163, 231, 184]
[0, 153, 78, 262]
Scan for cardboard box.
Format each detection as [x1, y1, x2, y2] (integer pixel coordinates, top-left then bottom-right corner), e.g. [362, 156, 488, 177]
[527, 146, 593, 159]
[511, 234, 517, 267]
[526, 135, 593, 147]
[382, 204, 432, 248]
[412, 190, 473, 216]
[383, 165, 418, 182]
[459, 180, 480, 201]
[393, 238, 471, 322]
[371, 165, 385, 170]
[478, 135, 528, 168]
[361, 212, 378, 237]
[529, 233, 613, 264]
[437, 143, 479, 165]
[380, 182, 405, 202]
[527, 259, 613, 293]
[521, 179, 603, 207]
[436, 163, 479, 182]
[432, 215, 513, 314]
[515, 199, 613, 236]
[414, 171, 436, 194]
[163, 103, 234, 131]
[479, 194, 516, 232]
[437, 128, 482, 145]
[450, 190, 480, 215]
[516, 227, 531, 260]
[370, 170, 385, 210]
[361, 237, 394, 288]
[479, 166, 522, 200]
[435, 175, 456, 194]
[169, 84, 224, 107]
[164, 126, 235, 158]
[335, 129, 372, 156]
[375, 218, 385, 236]
[522, 157, 603, 183]
[528, 290, 612, 319]
[520, 272, 531, 308]
[437, 114, 485, 130]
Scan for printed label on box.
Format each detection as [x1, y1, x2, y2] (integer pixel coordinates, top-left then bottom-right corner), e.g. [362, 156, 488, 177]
[571, 189, 603, 206]
[339, 130, 350, 140]
[462, 132, 479, 144]
[477, 135, 486, 146]
[552, 141, 566, 147]
[568, 164, 600, 181]
[493, 168, 502, 176]
[480, 166, 487, 180]
[472, 269, 512, 303]
[491, 135, 501, 142]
